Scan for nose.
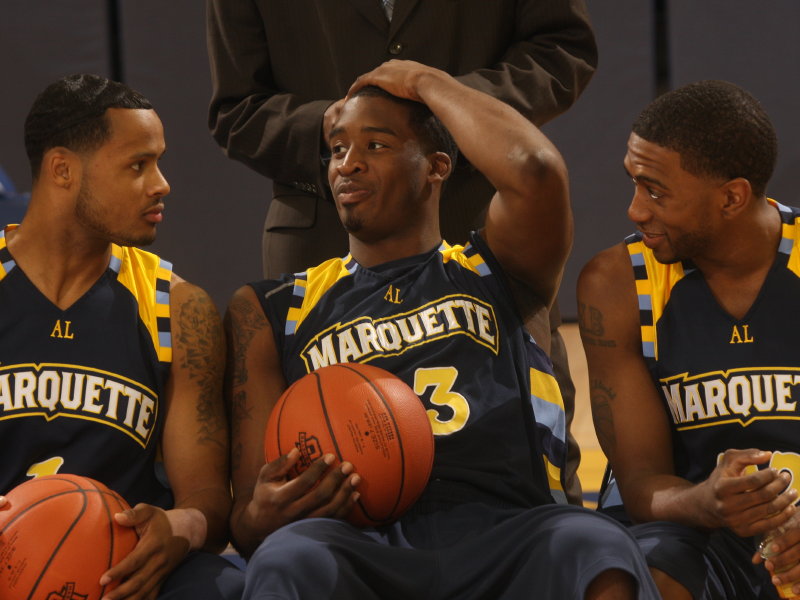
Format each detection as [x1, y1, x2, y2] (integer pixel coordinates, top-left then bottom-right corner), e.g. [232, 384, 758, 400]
[149, 166, 170, 198]
[627, 187, 650, 225]
[335, 147, 366, 176]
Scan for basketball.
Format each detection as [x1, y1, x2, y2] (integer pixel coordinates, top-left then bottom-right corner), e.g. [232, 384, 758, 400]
[265, 363, 434, 527]
[0, 474, 138, 600]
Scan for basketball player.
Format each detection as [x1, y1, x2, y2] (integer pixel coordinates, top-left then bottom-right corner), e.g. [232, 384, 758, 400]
[225, 60, 658, 599]
[0, 75, 243, 599]
[578, 80, 800, 599]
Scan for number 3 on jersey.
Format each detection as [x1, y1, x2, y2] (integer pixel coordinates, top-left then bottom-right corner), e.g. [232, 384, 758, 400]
[727, 451, 800, 501]
[413, 367, 470, 435]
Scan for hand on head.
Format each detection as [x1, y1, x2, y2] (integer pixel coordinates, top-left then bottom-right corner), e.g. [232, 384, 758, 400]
[347, 59, 440, 103]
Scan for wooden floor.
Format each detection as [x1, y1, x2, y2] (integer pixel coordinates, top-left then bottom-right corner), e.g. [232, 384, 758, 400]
[560, 322, 607, 508]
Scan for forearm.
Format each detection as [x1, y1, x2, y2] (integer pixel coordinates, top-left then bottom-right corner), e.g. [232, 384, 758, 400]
[414, 69, 563, 197]
[230, 498, 271, 559]
[455, 0, 597, 125]
[210, 94, 332, 189]
[171, 487, 232, 553]
[622, 473, 715, 528]
[206, 0, 331, 188]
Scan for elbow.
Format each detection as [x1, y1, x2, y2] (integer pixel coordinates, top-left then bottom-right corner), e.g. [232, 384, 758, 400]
[511, 143, 569, 199]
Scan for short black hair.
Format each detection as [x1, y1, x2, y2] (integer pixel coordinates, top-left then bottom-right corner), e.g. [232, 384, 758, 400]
[351, 85, 458, 170]
[24, 73, 153, 179]
[632, 80, 777, 198]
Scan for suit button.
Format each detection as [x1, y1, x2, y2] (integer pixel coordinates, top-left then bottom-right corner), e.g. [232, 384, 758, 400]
[388, 41, 404, 55]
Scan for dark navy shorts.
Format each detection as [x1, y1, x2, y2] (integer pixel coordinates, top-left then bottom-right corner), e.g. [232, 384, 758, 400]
[631, 521, 779, 599]
[244, 502, 658, 599]
[158, 551, 245, 600]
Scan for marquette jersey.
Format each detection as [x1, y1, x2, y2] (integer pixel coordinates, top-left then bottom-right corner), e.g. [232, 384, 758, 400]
[0, 226, 173, 507]
[627, 200, 800, 484]
[252, 232, 568, 507]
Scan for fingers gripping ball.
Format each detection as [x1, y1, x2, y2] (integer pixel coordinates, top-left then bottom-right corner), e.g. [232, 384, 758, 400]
[265, 363, 435, 527]
[0, 474, 138, 600]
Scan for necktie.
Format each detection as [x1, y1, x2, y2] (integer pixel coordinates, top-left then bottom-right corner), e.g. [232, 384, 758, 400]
[381, 0, 394, 20]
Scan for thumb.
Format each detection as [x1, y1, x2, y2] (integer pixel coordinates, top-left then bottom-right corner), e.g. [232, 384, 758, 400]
[115, 502, 155, 528]
[717, 448, 770, 477]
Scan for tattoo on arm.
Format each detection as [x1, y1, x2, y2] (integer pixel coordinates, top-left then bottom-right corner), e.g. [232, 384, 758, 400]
[226, 293, 268, 387]
[224, 293, 268, 474]
[175, 289, 226, 449]
[229, 390, 251, 473]
[578, 302, 617, 347]
[590, 378, 617, 452]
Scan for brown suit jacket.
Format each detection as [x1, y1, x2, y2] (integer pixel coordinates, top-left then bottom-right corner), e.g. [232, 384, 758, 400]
[207, 0, 597, 234]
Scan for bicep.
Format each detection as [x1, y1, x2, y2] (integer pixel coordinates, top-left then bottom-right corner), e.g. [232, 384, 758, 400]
[161, 280, 229, 503]
[224, 286, 287, 505]
[483, 150, 572, 306]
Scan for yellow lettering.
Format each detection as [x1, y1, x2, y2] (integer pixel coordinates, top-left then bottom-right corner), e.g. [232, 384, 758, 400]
[26, 457, 64, 478]
[730, 324, 754, 344]
[50, 320, 75, 339]
[384, 285, 403, 304]
[415, 366, 469, 435]
[771, 451, 800, 498]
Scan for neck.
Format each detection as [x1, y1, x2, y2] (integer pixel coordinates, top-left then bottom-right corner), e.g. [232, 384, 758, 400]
[6, 206, 113, 310]
[694, 197, 781, 278]
[348, 229, 442, 268]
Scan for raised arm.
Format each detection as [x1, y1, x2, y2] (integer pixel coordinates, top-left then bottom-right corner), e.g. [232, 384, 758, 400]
[577, 244, 794, 533]
[224, 285, 359, 558]
[348, 60, 571, 306]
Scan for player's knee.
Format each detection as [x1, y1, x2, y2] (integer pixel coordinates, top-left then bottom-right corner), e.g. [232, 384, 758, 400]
[548, 512, 640, 563]
[247, 520, 341, 590]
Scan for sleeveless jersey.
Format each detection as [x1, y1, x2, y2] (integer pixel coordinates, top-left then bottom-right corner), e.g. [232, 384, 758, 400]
[251, 232, 567, 507]
[627, 200, 800, 483]
[0, 225, 174, 508]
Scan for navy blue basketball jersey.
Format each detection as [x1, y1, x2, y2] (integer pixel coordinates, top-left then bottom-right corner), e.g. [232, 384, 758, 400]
[0, 225, 173, 507]
[251, 232, 568, 507]
[627, 200, 800, 484]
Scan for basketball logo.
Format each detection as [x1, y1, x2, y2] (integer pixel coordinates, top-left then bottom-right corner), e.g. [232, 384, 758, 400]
[47, 582, 88, 600]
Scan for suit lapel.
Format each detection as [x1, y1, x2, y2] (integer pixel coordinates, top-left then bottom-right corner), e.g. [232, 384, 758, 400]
[347, 0, 389, 33]
[389, 0, 421, 37]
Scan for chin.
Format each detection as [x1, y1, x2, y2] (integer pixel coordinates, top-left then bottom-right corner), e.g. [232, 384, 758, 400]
[113, 231, 157, 248]
[342, 216, 363, 234]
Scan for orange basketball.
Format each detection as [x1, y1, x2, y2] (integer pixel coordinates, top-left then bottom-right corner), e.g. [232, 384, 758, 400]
[265, 363, 434, 527]
[0, 474, 139, 600]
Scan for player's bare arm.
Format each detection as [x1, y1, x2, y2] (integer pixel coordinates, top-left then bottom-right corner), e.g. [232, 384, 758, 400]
[578, 244, 795, 533]
[349, 60, 571, 307]
[101, 276, 232, 600]
[164, 276, 230, 550]
[224, 286, 360, 559]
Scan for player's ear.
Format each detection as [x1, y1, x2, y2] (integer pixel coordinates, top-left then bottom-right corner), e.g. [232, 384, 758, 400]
[428, 151, 452, 184]
[719, 177, 752, 219]
[42, 147, 81, 191]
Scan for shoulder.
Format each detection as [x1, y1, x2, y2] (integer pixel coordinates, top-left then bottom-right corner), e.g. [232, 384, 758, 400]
[578, 242, 634, 296]
[577, 242, 637, 327]
[227, 284, 269, 322]
[169, 273, 216, 312]
[168, 274, 223, 347]
[577, 242, 642, 349]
